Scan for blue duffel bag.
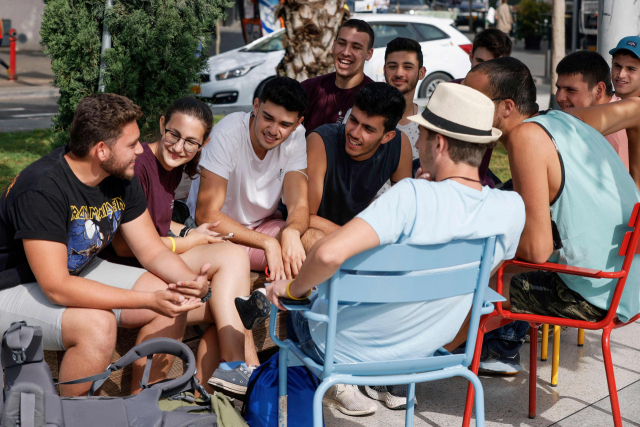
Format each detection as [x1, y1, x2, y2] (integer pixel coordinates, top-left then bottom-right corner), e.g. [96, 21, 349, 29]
[241, 352, 324, 427]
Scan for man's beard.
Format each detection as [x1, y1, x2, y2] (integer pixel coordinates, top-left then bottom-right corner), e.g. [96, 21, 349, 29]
[397, 75, 420, 95]
[102, 152, 133, 180]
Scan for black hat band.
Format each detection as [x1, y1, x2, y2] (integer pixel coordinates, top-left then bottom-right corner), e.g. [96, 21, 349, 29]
[421, 107, 492, 137]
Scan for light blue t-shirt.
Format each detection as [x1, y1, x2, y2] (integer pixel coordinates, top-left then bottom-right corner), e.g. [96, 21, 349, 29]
[309, 178, 526, 363]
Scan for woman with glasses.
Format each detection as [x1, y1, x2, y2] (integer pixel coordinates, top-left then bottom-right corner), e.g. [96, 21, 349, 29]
[106, 96, 259, 394]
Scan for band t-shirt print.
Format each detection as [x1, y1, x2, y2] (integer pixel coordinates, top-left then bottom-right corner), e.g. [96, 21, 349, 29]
[0, 146, 147, 289]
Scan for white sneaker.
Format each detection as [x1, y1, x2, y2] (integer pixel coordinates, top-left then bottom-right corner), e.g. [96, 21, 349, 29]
[323, 384, 377, 416]
[364, 385, 417, 410]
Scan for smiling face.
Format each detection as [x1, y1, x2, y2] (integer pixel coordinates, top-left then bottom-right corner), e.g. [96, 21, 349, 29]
[612, 53, 640, 98]
[332, 27, 373, 81]
[101, 121, 143, 179]
[252, 99, 303, 152]
[157, 112, 208, 170]
[384, 51, 426, 95]
[555, 73, 600, 110]
[344, 106, 395, 160]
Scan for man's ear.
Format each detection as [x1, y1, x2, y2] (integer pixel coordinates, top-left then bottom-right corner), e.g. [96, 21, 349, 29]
[469, 51, 474, 64]
[419, 66, 427, 81]
[366, 47, 374, 61]
[501, 98, 517, 119]
[253, 98, 260, 115]
[93, 141, 111, 162]
[435, 133, 448, 156]
[294, 115, 305, 130]
[380, 129, 396, 145]
[594, 81, 607, 101]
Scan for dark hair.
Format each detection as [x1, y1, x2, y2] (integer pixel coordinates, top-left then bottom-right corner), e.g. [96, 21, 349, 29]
[385, 37, 423, 68]
[69, 93, 143, 158]
[337, 19, 375, 50]
[612, 49, 640, 62]
[353, 82, 406, 133]
[259, 76, 309, 116]
[472, 29, 512, 58]
[557, 51, 613, 97]
[425, 128, 497, 167]
[471, 57, 538, 116]
[163, 97, 214, 179]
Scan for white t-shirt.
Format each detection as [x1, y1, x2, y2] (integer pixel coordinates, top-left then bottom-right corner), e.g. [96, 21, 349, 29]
[187, 112, 307, 228]
[309, 178, 526, 363]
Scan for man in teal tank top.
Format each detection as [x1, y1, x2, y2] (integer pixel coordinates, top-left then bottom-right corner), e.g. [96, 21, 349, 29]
[447, 57, 640, 353]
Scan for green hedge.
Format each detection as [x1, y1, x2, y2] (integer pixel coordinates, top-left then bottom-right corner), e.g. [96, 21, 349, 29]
[41, 0, 232, 148]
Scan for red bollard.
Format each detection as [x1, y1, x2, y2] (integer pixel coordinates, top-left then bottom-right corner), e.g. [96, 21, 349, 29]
[8, 28, 17, 81]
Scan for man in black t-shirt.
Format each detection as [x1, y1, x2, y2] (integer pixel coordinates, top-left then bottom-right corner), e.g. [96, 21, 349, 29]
[0, 94, 235, 397]
[305, 83, 413, 247]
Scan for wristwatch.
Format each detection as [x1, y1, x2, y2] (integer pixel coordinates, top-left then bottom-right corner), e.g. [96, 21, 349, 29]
[179, 226, 192, 238]
[201, 285, 212, 303]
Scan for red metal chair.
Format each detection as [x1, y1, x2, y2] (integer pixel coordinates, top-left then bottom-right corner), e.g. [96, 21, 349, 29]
[462, 202, 640, 427]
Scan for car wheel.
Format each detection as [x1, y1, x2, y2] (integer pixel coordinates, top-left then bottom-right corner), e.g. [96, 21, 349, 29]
[418, 72, 452, 99]
[254, 77, 277, 101]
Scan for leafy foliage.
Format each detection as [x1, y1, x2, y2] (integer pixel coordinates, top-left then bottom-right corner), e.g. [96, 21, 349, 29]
[515, 0, 552, 39]
[41, 0, 232, 148]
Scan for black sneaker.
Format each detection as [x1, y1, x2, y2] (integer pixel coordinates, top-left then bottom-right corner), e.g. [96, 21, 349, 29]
[478, 347, 523, 375]
[208, 364, 254, 395]
[235, 289, 272, 330]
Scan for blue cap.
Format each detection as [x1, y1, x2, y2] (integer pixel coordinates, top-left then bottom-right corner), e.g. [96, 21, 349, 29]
[609, 36, 640, 60]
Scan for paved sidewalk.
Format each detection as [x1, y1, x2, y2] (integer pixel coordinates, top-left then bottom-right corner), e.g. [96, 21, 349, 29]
[324, 323, 640, 426]
[0, 48, 57, 100]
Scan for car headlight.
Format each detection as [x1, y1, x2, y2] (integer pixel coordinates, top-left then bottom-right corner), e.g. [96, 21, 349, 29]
[215, 62, 264, 80]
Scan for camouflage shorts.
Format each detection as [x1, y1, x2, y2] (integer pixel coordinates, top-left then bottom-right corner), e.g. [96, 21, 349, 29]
[509, 271, 607, 322]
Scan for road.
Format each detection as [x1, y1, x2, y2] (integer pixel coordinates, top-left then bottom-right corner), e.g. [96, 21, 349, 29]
[0, 96, 58, 132]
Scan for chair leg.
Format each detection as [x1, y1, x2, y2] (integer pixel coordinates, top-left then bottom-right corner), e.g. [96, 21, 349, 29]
[551, 325, 561, 387]
[529, 324, 539, 419]
[463, 329, 485, 427]
[541, 324, 549, 361]
[278, 349, 288, 427]
[602, 327, 623, 427]
[577, 328, 585, 347]
[459, 368, 485, 427]
[405, 383, 416, 427]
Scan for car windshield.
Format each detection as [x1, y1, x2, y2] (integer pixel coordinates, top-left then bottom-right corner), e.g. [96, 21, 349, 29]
[245, 32, 285, 52]
[395, 0, 428, 5]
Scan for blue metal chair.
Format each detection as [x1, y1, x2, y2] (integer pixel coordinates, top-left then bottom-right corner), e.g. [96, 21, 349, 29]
[269, 236, 504, 427]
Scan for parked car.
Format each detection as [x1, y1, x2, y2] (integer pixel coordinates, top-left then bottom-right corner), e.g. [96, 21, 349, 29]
[388, 0, 431, 15]
[455, 1, 488, 33]
[196, 13, 472, 114]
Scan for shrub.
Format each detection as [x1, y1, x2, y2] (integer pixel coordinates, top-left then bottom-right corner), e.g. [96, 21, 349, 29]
[41, 0, 231, 148]
[515, 0, 552, 39]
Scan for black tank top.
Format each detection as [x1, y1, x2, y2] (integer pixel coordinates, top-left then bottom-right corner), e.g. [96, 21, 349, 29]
[315, 123, 402, 226]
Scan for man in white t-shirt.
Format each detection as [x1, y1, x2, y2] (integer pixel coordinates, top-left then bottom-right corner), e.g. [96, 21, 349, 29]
[188, 77, 312, 285]
[266, 83, 525, 412]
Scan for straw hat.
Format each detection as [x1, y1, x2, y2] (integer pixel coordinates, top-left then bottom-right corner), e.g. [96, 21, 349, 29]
[408, 83, 502, 144]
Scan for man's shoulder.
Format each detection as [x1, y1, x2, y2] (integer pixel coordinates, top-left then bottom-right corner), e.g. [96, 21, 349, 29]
[208, 113, 249, 148]
[302, 73, 334, 88]
[214, 111, 248, 131]
[312, 123, 343, 143]
[4, 146, 66, 201]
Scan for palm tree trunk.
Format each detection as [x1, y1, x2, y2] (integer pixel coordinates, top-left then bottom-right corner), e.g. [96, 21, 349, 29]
[276, 0, 350, 81]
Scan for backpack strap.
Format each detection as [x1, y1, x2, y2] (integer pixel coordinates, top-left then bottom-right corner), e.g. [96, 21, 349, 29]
[3, 321, 33, 365]
[55, 364, 119, 396]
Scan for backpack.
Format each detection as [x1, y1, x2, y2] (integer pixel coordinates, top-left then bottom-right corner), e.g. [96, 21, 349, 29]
[0, 321, 218, 427]
[241, 352, 323, 427]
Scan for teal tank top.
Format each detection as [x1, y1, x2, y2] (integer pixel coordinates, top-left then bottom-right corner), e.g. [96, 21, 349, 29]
[525, 110, 640, 322]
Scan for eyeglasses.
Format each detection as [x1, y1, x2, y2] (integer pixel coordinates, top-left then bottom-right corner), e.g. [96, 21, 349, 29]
[164, 128, 203, 153]
[491, 97, 510, 102]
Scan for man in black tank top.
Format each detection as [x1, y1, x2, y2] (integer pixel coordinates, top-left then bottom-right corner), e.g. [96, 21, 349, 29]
[305, 83, 413, 248]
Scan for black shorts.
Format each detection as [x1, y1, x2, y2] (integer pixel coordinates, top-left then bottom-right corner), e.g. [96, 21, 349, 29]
[509, 271, 607, 322]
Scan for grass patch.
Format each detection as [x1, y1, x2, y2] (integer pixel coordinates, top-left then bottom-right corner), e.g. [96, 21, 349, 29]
[0, 129, 54, 190]
[489, 142, 511, 183]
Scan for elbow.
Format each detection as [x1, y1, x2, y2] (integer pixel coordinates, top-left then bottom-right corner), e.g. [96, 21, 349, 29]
[517, 243, 553, 265]
[315, 244, 344, 270]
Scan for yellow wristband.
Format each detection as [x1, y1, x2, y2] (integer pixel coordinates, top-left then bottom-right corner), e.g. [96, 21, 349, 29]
[286, 280, 311, 300]
[168, 236, 176, 253]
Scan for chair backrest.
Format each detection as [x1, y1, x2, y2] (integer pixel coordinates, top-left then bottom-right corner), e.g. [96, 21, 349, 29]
[317, 236, 497, 376]
[607, 202, 640, 320]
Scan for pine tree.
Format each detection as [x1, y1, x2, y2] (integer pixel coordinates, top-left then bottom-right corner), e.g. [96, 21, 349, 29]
[41, 0, 232, 148]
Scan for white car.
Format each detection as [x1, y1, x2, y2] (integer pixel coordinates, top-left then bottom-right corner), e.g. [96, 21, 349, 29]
[198, 14, 472, 114]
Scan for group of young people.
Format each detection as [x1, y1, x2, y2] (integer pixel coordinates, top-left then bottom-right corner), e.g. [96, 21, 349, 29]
[1, 16, 640, 421]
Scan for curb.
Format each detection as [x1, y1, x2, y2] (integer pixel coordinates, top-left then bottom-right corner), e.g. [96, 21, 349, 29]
[0, 87, 59, 100]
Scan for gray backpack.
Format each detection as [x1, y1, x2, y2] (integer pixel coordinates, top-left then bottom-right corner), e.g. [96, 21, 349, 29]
[0, 321, 218, 427]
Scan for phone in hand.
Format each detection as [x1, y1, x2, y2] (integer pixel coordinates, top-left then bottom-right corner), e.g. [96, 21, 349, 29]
[218, 233, 234, 240]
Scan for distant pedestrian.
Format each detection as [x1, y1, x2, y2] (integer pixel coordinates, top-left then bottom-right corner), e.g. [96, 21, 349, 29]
[0, 16, 9, 71]
[495, 0, 513, 35]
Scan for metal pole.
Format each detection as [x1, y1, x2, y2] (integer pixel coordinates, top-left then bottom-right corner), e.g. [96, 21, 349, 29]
[550, 0, 566, 108]
[98, 0, 113, 93]
[597, 0, 640, 64]
[469, 0, 473, 34]
[571, 0, 579, 51]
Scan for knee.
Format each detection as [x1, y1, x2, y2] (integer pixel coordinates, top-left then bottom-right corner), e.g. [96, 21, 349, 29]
[65, 309, 117, 355]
